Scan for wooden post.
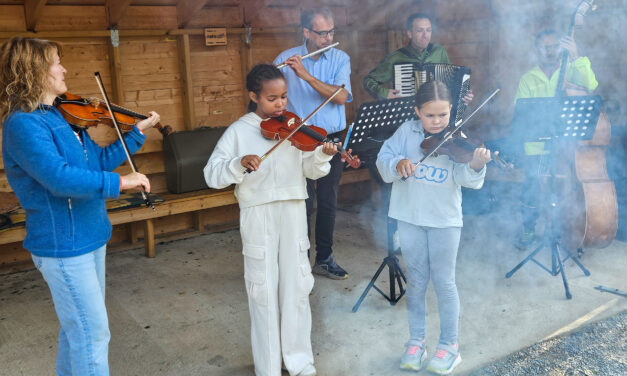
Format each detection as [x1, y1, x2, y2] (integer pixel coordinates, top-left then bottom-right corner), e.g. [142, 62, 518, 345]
[193, 212, 203, 231]
[177, 34, 196, 131]
[144, 219, 155, 258]
[127, 222, 139, 245]
[239, 26, 253, 112]
[107, 30, 124, 105]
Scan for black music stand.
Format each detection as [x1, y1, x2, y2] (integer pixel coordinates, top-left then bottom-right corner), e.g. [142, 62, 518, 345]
[505, 96, 601, 299]
[346, 97, 416, 312]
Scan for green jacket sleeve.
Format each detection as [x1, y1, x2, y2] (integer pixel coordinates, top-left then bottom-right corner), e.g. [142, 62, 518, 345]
[567, 57, 598, 92]
[363, 54, 396, 100]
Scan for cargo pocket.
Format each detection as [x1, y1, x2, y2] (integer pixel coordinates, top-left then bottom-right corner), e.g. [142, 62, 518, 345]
[243, 244, 268, 307]
[297, 239, 314, 299]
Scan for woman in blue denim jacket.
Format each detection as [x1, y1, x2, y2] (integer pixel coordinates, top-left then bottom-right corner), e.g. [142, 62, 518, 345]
[0, 37, 160, 375]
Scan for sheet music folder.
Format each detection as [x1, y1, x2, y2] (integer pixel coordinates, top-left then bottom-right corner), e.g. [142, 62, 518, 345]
[510, 95, 602, 143]
[345, 96, 417, 167]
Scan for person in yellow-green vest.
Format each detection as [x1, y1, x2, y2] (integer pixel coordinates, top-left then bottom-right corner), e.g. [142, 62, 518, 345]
[514, 28, 598, 250]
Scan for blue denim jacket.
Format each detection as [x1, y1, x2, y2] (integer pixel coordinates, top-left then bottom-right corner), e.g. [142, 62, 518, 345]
[2, 105, 145, 257]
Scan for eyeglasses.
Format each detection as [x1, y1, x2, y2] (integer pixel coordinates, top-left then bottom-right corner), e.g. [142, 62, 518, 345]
[309, 28, 336, 38]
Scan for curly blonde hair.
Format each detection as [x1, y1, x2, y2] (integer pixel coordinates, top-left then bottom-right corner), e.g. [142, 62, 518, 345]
[0, 37, 62, 124]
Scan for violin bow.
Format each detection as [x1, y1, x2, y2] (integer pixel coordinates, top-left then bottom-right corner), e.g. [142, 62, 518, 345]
[401, 88, 500, 181]
[245, 84, 345, 174]
[276, 42, 340, 69]
[93, 72, 155, 210]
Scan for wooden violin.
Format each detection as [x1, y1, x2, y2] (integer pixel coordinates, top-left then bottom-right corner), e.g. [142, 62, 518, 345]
[401, 88, 501, 181]
[260, 111, 360, 168]
[246, 85, 359, 173]
[420, 129, 513, 170]
[55, 92, 172, 137]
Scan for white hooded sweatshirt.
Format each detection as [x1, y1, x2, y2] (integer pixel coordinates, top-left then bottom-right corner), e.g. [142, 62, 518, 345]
[204, 112, 333, 208]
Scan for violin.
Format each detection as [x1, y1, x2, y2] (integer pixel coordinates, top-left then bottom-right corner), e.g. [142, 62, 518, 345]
[55, 92, 172, 137]
[245, 85, 359, 173]
[420, 129, 513, 170]
[400, 88, 502, 181]
[260, 111, 361, 168]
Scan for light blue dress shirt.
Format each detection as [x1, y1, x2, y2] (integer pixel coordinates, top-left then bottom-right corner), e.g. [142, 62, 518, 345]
[274, 44, 352, 134]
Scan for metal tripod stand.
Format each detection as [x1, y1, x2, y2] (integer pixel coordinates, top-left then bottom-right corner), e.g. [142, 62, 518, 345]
[352, 173, 406, 312]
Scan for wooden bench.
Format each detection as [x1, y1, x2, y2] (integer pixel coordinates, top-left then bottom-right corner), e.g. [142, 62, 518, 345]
[0, 188, 237, 259]
[0, 169, 371, 261]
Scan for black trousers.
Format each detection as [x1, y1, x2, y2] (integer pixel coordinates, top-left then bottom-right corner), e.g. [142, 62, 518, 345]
[306, 152, 344, 262]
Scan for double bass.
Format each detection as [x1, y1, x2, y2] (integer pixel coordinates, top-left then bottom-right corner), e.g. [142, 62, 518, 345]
[554, 0, 617, 250]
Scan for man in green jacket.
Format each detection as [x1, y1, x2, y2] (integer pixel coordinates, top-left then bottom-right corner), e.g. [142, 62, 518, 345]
[363, 13, 450, 100]
[514, 28, 598, 249]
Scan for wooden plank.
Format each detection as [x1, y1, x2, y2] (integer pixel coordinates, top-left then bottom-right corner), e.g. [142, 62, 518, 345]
[184, 6, 243, 28]
[249, 7, 301, 28]
[105, 0, 132, 28]
[0, 6, 26, 31]
[244, 0, 274, 25]
[239, 31, 252, 113]
[436, 0, 493, 21]
[103, 191, 237, 226]
[177, 34, 196, 130]
[0, 171, 11, 192]
[107, 43, 125, 105]
[176, 0, 209, 28]
[113, 152, 165, 176]
[0, 243, 31, 266]
[144, 219, 155, 257]
[0, 227, 26, 245]
[339, 168, 371, 185]
[117, 5, 178, 30]
[36, 6, 108, 31]
[0, 27, 304, 40]
[24, 0, 47, 31]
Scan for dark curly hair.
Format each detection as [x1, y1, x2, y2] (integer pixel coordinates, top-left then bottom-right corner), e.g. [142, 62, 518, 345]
[246, 63, 285, 112]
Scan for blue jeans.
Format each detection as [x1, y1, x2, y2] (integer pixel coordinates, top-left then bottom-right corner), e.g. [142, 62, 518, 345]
[398, 221, 461, 345]
[31, 245, 110, 376]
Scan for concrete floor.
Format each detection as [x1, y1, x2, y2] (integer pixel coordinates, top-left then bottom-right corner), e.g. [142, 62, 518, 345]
[1, 193, 626, 376]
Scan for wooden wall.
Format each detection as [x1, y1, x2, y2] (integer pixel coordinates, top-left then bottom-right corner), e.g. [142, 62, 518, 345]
[0, 0, 625, 268]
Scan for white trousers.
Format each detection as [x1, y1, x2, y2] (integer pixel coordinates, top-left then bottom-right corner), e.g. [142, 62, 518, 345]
[240, 200, 315, 376]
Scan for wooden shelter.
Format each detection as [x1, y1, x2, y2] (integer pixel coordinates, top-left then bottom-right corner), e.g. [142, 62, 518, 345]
[0, 0, 625, 271]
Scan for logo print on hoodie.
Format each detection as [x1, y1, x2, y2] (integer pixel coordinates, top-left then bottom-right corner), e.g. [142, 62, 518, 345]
[414, 164, 448, 183]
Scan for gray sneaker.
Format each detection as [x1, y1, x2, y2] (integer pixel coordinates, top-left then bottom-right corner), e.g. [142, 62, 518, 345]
[426, 343, 461, 375]
[400, 339, 427, 371]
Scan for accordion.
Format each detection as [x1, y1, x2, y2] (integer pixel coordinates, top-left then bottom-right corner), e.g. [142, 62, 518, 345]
[394, 63, 471, 127]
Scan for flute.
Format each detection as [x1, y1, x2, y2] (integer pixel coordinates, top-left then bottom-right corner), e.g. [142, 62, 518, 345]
[276, 42, 340, 69]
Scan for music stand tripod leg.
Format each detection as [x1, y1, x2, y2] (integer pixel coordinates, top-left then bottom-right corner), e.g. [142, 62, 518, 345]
[505, 239, 546, 278]
[352, 256, 390, 312]
[553, 241, 572, 299]
[559, 244, 591, 276]
[352, 226, 407, 312]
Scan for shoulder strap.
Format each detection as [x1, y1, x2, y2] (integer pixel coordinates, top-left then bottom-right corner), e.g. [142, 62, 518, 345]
[399, 44, 435, 67]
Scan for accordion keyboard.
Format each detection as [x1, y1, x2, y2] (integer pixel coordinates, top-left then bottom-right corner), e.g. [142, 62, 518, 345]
[394, 63, 417, 97]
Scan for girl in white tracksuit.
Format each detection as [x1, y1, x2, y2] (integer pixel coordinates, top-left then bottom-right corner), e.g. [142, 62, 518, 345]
[376, 81, 492, 375]
[203, 64, 337, 376]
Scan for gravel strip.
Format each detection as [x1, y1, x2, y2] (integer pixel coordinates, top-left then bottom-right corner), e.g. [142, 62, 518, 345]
[470, 310, 627, 376]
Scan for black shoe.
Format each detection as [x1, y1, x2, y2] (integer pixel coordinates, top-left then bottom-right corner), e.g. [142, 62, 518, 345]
[312, 256, 348, 280]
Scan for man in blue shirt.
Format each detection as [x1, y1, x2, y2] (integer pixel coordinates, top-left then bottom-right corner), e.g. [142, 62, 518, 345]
[274, 6, 352, 279]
